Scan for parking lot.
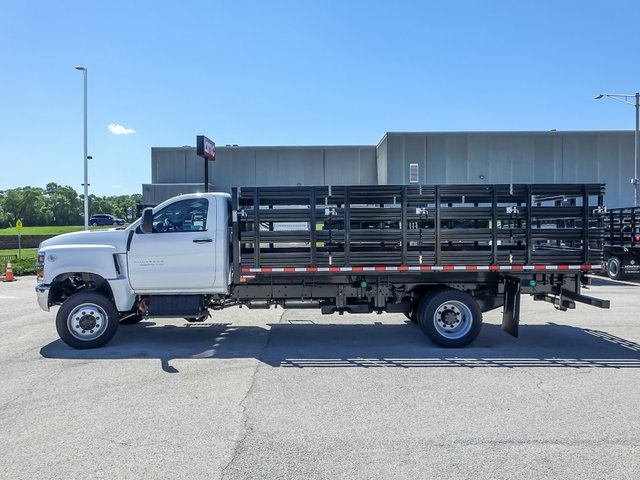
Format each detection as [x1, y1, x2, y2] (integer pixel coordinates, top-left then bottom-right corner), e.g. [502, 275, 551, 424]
[0, 276, 638, 479]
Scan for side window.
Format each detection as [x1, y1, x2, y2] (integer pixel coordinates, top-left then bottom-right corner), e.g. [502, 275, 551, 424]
[152, 198, 209, 233]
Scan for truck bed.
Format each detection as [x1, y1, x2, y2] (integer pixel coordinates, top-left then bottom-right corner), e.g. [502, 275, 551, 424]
[232, 184, 605, 276]
[604, 206, 640, 249]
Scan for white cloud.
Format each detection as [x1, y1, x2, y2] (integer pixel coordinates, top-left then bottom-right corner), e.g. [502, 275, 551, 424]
[107, 123, 136, 135]
[112, 185, 123, 189]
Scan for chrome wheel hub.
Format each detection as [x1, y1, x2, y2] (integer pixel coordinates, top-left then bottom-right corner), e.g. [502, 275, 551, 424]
[433, 300, 473, 339]
[68, 303, 108, 340]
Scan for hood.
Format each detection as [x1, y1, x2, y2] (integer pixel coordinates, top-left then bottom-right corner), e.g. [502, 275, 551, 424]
[39, 228, 131, 252]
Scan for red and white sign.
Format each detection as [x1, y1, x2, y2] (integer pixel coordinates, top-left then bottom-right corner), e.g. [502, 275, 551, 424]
[196, 135, 216, 160]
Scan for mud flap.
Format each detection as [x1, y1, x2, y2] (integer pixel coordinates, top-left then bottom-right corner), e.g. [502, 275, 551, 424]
[502, 276, 521, 337]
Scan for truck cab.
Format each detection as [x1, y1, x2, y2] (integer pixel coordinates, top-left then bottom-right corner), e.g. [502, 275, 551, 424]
[36, 193, 230, 348]
[127, 193, 230, 293]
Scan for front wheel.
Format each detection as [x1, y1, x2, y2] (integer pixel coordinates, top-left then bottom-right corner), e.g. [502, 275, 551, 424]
[417, 288, 482, 348]
[56, 292, 119, 349]
[606, 257, 625, 280]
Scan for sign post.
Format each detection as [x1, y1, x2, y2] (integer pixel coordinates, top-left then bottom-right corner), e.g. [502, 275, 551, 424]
[196, 135, 216, 192]
[16, 219, 23, 259]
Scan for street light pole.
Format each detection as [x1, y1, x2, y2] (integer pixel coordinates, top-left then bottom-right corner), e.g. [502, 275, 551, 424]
[595, 92, 640, 206]
[75, 66, 89, 229]
[635, 92, 639, 207]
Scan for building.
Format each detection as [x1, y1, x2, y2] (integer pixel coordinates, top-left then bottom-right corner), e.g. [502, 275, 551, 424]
[143, 131, 637, 208]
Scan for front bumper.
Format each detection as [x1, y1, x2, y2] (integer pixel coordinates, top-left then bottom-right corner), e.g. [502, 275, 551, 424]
[35, 285, 50, 312]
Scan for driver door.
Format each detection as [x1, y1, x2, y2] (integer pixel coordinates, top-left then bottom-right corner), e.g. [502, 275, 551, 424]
[127, 197, 216, 292]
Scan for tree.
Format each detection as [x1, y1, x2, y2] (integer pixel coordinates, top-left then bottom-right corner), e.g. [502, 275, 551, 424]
[0, 184, 142, 227]
[44, 183, 83, 225]
[1, 187, 48, 225]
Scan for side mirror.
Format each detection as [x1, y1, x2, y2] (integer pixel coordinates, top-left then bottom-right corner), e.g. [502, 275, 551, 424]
[141, 208, 154, 234]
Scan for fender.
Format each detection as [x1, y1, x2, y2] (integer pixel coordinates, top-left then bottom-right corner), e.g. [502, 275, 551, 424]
[39, 244, 136, 312]
[40, 244, 119, 282]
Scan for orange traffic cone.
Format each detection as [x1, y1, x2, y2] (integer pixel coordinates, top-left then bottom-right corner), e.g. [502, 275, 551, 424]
[4, 262, 14, 282]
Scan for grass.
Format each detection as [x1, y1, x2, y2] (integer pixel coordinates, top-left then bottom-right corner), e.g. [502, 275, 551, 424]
[0, 226, 84, 236]
[0, 248, 38, 257]
[0, 248, 38, 276]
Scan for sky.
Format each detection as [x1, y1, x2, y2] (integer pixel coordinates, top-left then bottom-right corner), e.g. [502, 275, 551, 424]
[1, 0, 640, 195]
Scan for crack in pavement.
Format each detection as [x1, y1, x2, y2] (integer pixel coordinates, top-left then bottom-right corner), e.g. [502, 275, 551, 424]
[218, 308, 286, 480]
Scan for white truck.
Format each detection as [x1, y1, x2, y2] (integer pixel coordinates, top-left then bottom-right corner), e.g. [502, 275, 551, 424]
[36, 184, 609, 349]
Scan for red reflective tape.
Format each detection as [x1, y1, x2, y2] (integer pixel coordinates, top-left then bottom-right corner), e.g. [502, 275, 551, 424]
[557, 265, 569, 270]
[307, 267, 318, 272]
[443, 265, 455, 271]
[375, 266, 386, 271]
[398, 265, 409, 271]
[466, 265, 478, 271]
[329, 267, 341, 273]
[489, 265, 500, 271]
[534, 265, 547, 271]
[420, 265, 432, 271]
[261, 267, 272, 273]
[351, 266, 364, 272]
[580, 263, 592, 270]
[511, 265, 524, 271]
[284, 267, 295, 272]
[241, 267, 250, 273]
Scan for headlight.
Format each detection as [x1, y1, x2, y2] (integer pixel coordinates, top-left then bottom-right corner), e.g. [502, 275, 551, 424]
[36, 253, 45, 280]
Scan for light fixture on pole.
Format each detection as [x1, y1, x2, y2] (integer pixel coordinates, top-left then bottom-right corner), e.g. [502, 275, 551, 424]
[594, 92, 640, 206]
[75, 65, 89, 229]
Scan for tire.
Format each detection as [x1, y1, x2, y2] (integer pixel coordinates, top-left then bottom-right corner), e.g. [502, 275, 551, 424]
[606, 257, 625, 280]
[119, 312, 143, 325]
[55, 292, 119, 349]
[416, 288, 482, 348]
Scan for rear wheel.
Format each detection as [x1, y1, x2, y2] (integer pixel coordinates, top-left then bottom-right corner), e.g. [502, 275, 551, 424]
[606, 257, 625, 280]
[417, 288, 482, 348]
[56, 292, 119, 349]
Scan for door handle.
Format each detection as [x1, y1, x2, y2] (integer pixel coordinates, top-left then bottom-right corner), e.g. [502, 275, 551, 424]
[193, 238, 213, 243]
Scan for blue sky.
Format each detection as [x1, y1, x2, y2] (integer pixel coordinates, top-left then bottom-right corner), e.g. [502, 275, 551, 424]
[1, 0, 639, 195]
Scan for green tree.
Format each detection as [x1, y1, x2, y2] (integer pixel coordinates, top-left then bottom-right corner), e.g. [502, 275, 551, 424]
[0, 185, 142, 227]
[0, 191, 8, 227]
[44, 183, 83, 225]
[1, 187, 48, 225]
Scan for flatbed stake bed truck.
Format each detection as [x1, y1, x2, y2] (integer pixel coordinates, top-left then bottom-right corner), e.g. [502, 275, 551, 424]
[35, 184, 610, 349]
[602, 206, 640, 279]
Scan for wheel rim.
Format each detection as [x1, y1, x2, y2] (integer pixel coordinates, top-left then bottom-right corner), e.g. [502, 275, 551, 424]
[67, 303, 108, 341]
[432, 300, 473, 340]
[608, 259, 619, 277]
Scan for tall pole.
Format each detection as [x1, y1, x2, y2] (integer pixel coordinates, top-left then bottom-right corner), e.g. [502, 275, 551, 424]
[594, 92, 640, 206]
[75, 66, 89, 229]
[82, 69, 89, 229]
[635, 92, 639, 207]
[204, 158, 209, 192]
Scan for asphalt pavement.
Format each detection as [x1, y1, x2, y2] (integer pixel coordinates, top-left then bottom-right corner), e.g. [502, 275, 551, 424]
[0, 276, 639, 479]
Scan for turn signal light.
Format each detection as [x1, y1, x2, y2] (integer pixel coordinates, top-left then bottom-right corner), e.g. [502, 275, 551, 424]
[36, 254, 45, 279]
